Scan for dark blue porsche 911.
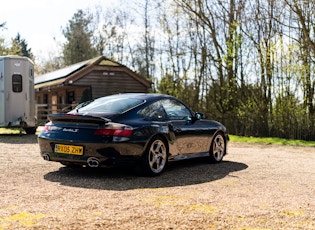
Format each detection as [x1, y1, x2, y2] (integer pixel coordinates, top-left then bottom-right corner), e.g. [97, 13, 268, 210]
[38, 93, 228, 176]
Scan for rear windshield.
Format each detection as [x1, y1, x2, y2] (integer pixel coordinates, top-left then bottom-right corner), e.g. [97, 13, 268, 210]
[72, 97, 144, 114]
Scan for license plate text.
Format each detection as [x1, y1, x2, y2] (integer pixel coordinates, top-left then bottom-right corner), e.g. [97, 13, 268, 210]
[54, 144, 83, 155]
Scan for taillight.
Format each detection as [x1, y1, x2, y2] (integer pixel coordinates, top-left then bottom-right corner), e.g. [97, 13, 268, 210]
[43, 125, 51, 131]
[94, 128, 133, 137]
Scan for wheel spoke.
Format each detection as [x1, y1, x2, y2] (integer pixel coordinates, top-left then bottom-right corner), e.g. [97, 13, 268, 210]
[153, 142, 162, 153]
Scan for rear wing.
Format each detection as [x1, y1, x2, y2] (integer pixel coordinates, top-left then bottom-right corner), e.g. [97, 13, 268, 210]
[48, 113, 111, 125]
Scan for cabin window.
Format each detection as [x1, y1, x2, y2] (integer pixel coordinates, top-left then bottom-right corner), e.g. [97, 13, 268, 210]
[67, 91, 75, 104]
[12, 74, 22, 93]
[43, 94, 48, 104]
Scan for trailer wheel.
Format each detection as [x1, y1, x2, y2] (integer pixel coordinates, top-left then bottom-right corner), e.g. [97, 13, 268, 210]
[24, 127, 37, 135]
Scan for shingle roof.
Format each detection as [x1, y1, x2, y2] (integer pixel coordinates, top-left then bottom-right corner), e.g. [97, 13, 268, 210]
[34, 56, 122, 85]
[34, 60, 89, 85]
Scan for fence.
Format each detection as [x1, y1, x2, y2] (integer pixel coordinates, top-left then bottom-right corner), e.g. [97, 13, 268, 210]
[36, 103, 77, 125]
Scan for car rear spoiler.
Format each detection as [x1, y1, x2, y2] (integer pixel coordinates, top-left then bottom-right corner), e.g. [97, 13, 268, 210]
[48, 113, 111, 125]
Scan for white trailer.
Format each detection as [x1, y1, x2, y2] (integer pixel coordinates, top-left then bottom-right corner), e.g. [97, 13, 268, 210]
[0, 55, 37, 134]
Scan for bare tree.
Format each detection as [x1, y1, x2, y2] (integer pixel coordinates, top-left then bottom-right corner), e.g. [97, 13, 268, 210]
[282, 0, 315, 138]
[173, 0, 244, 130]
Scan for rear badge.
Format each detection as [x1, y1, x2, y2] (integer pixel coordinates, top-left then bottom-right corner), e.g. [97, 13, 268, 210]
[63, 128, 79, 133]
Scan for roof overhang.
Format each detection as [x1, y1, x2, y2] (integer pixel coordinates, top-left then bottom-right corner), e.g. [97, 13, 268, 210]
[35, 78, 66, 90]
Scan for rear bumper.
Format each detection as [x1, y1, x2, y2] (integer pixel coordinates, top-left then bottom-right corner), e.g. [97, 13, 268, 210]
[38, 137, 144, 167]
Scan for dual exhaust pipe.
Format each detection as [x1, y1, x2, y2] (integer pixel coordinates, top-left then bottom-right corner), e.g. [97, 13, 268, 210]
[43, 153, 50, 161]
[87, 157, 100, 168]
[42, 153, 100, 168]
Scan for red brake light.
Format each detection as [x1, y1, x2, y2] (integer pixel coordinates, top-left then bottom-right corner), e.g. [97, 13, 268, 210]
[94, 129, 132, 137]
[43, 125, 51, 131]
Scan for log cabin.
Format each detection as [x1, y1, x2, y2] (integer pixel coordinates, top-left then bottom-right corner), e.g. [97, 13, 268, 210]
[34, 56, 151, 123]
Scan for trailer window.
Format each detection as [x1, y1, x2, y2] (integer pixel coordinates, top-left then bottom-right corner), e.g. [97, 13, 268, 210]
[12, 74, 22, 93]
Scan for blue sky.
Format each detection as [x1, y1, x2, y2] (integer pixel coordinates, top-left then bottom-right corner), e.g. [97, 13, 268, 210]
[0, 0, 118, 61]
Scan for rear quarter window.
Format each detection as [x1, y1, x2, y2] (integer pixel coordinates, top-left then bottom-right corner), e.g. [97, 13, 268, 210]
[140, 101, 167, 121]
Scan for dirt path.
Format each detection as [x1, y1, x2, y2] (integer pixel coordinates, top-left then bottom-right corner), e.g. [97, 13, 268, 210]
[0, 135, 314, 229]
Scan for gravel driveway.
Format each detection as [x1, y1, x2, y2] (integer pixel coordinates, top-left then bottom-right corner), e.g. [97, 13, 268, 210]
[0, 134, 314, 229]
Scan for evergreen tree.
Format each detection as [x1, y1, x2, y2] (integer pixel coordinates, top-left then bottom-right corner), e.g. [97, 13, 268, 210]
[62, 9, 97, 65]
[9, 33, 34, 59]
[0, 22, 9, 56]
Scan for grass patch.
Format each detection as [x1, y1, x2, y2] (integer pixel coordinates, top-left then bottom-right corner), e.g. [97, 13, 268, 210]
[0, 128, 22, 134]
[0, 127, 43, 135]
[230, 135, 315, 147]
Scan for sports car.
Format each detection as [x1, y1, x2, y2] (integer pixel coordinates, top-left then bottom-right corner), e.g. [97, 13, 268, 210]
[38, 93, 229, 176]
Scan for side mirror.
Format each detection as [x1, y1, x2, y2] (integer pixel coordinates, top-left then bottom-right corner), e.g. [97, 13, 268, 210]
[195, 112, 204, 120]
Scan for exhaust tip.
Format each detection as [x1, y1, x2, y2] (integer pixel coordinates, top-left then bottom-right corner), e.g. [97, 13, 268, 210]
[43, 153, 50, 161]
[87, 157, 100, 168]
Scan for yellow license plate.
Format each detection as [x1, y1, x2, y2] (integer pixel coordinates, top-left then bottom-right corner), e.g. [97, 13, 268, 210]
[54, 144, 83, 155]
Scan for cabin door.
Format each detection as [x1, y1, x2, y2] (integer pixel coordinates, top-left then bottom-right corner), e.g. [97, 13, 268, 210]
[52, 95, 58, 114]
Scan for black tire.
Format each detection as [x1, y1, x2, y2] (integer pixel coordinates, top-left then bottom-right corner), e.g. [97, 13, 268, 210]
[209, 132, 226, 163]
[24, 127, 37, 135]
[141, 136, 168, 176]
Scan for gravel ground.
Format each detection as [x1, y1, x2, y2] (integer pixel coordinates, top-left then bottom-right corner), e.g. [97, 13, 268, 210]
[0, 134, 315, 230]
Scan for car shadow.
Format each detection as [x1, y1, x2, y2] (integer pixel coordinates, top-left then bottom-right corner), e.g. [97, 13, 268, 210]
[43, 158, 248, 191]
